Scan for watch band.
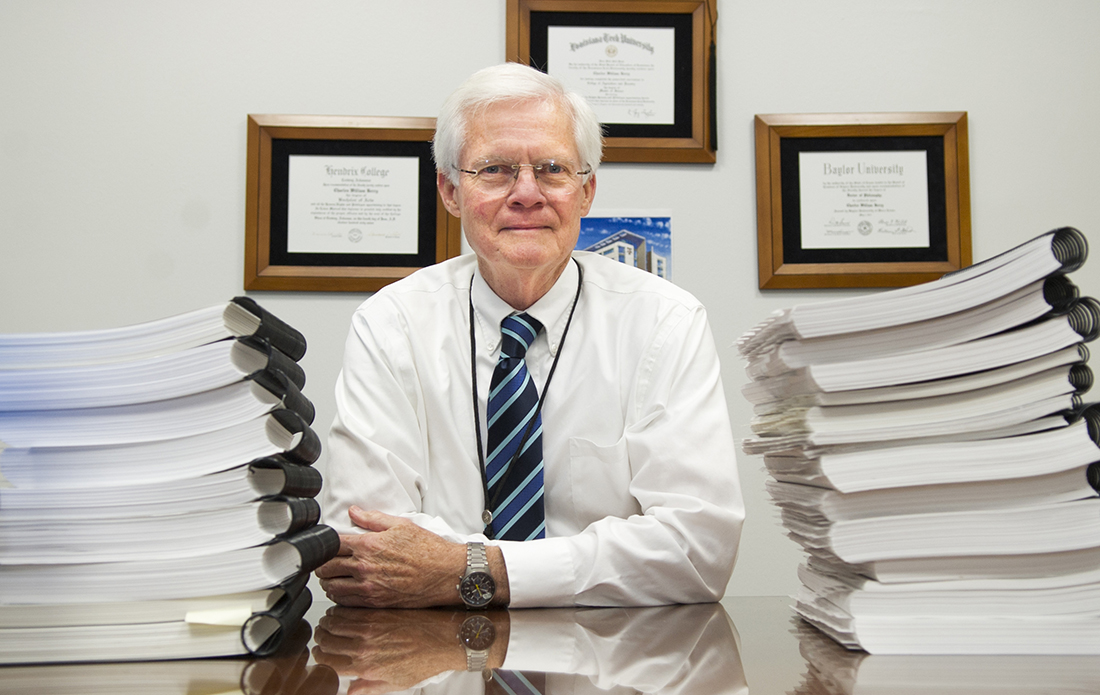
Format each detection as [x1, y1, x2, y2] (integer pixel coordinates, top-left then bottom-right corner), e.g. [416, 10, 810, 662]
[467, 541, 489, 574]
[466, 645, 490, 672]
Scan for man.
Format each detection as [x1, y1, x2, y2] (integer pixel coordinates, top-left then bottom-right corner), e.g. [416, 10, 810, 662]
[316, 63, 743, 608]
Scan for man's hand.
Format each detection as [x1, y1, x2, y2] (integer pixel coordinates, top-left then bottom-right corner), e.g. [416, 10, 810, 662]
[312, 606, 511, 695]
[315, 507, 466, 608]
[311, 607, 465, 693]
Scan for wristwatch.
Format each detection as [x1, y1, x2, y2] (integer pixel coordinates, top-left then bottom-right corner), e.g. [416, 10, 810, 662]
[458, 613, 496, 672]
[457, 542, 495, 608]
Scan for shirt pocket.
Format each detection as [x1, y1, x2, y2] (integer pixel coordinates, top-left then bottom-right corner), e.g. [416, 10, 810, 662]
[567, 436, 642, 524]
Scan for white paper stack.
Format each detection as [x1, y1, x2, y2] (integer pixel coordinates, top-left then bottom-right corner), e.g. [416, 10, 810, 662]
[790, 618, 1100, 693]
[738, 227, 1100, 654]
[0, 298, 339, 663]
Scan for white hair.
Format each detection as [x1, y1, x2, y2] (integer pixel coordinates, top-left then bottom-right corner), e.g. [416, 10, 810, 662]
[433, 63, 604, 185]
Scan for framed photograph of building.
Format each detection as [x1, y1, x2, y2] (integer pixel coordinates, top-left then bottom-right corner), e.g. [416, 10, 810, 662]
[754, 112, 971, 289]
[244, 114, 463, 292]
[507, 0, 717, 163]
[578, 212, 673, 279]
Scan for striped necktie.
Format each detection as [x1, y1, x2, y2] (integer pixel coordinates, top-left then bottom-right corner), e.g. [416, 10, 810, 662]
[489, 670, 546, 695]
[485, 313, 545, 541]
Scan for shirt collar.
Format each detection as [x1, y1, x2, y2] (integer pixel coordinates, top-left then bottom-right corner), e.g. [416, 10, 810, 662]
[472, 257, 580, 357]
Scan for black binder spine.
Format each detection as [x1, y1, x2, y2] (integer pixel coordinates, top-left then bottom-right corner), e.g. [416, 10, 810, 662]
[285, 525, 340, 573]
[1069, 402, 1100, 444]
[231, 296, 308, 362]
[252, 370, 316, 425]
[1065, 297, 1100, 342]
[1049, 227, 1089, 274]
[1042, 274, 1080, 312]
[241, 336, 307, 389]
[244, 586, 313, 657]
[277, 570, 311, 603]
[275, 496, 322, 536]
[270, 409, 322, 465]
[250, 456, 323, 496]
[1070, 364, 1095, 396]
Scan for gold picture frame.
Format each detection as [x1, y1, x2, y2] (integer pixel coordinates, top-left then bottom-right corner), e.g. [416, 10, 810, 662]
[754, 112, 972, 289]
[244, 114, 462, 292]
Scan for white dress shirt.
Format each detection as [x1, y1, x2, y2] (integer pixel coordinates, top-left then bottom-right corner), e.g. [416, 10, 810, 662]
[322, 251, 744, 607]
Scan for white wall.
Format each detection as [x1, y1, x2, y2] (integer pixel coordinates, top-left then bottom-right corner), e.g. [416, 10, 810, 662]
[2, 0, 1098, 597]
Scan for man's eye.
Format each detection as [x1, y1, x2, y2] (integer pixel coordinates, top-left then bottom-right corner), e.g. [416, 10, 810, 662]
[542, 163, 565, 175]
[480, 165, 506, 176]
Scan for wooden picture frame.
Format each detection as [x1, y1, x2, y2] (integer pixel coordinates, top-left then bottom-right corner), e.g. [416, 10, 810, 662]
[754, 112, 972, 289]
[244, 114, 462, 292]
[507, 0, 717, 163]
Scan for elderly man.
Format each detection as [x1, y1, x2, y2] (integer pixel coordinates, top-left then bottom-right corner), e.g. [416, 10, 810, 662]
[316, 63, 743, 608]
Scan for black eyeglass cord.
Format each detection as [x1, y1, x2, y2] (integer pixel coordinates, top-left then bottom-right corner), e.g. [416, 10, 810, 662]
[469, 260, 583, 539]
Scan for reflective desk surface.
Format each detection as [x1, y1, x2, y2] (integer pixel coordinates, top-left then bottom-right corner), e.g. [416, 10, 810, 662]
[4, 596, 1100, 694]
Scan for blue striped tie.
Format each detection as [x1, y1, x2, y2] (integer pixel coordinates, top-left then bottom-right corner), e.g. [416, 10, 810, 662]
[486, 313, 545, 541]
[491, 670, 546, 695]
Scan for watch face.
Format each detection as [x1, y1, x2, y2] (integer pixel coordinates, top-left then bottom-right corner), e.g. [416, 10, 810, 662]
[459, 614, 496, 650]
[459, 570, 495, 608]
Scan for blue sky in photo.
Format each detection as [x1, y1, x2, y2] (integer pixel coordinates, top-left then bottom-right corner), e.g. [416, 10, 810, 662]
[577, 215, 673, 274]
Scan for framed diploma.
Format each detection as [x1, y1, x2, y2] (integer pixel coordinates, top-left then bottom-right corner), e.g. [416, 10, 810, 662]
[507, 0, 716, 163]
[754, 112, 972, 289]
[244, 115, 462, 292]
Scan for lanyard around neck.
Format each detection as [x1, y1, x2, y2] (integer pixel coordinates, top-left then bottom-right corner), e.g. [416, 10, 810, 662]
[468, 260, 583, 539]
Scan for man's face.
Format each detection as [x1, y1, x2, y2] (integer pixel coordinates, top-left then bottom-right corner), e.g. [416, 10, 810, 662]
[438, 99, 596, 289]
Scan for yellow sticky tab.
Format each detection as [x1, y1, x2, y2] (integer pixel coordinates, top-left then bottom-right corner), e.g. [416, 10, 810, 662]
[185, 605, 253, 626]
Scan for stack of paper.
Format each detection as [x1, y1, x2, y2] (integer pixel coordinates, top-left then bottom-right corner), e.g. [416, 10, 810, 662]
[0, 618, 339, 695]
[790, 618, 1100, 693]
[0, 298, 339, 663]
[738, 227, 1100, 654]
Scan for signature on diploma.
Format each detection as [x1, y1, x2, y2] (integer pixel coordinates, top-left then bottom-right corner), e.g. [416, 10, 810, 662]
[822, 217, 853, 235]
[627, 107, 656, 119]
[877, 219, 915, 235]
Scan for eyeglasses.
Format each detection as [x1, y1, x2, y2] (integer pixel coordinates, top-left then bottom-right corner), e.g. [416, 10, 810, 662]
[456, 159, 591, 193]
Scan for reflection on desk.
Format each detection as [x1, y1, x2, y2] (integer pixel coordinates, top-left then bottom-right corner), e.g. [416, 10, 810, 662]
[311, 601, 747, 694]
[20, 595, 1100, 694]
[7, 595, 1100, 693]
[0, 601, 746, 695]
[791, 619, 1100, 694]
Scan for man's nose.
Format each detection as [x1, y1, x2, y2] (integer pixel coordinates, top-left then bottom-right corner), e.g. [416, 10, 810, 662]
[508, 166, 545, 203]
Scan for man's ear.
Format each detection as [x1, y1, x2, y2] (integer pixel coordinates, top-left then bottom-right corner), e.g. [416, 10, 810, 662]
[578, 173, 597, 217]
[438, 172, 462, 218]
